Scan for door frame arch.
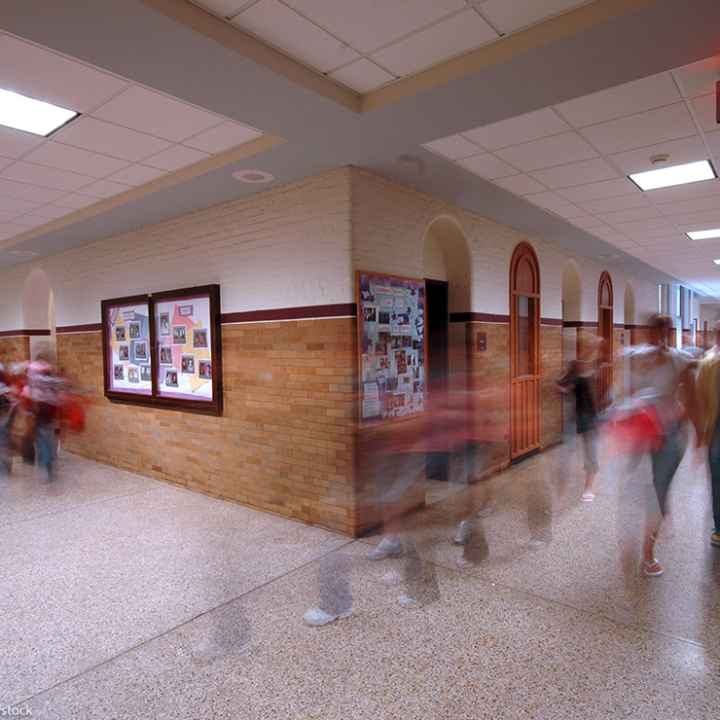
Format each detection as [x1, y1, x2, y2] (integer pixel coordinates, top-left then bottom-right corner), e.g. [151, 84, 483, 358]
[509, 241, 541, 459]
[597, 271, 614, 408]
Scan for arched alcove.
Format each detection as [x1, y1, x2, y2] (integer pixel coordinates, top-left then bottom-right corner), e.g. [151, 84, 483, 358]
[597, 271, 614, 409]
[22, 267, 56, 360]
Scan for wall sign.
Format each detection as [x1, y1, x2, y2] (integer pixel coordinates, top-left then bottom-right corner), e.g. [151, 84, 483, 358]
[102, 284, 222, 415]
[357, 271, 426, 425]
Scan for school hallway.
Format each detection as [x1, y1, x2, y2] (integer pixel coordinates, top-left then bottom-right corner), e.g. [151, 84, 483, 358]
[3, 442, 718, 720]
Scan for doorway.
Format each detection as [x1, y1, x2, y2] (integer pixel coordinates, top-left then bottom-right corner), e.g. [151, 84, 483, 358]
[597, 272, 614, 409]
[510, 242, 541, 460]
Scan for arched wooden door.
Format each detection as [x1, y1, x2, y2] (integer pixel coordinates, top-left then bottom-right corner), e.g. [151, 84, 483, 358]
[597, 271, 614, 409]
[510, 242, 541, 459]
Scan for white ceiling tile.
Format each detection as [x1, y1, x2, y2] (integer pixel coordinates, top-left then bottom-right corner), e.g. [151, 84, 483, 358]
[463, 108, 569, 151]
[92, 86, 222, 143]
[478, 0, 585, 34]
[0, 179, 66, 204]
[673, 56, 720, 98]
[23, 142, 128, 179]
[423, 135, 481, 161]
[645, 178, 720, 205]
[595, 206, 660, 225]
[370, 9, 498, 77]
[330, 59, 395, 93]
[589, 226, 632, 243]
[232, 0, 360, 73]
[107, 165, 167, 187]
[494, 132, 597, 172]
[191, 0, 255, 19]
[707, 130, 720, 158]
[554, 73, 680, 128]
[609, 135, 707, 175]
[283, 0, 465, 54]
[0, 161, 93, 192]
[656, 195, 720, 218]
[0, 195, 42, 215]
[0, 223, 30, 240]
[672, 209, 720, 231]
[184, 121, 263, 153]
[78, 179, 132, 199]
[567, 215, 608, 231]
[0, 126, 44, 159]
[0, 157, 13, 173]
[492, 174, 546, 195]
[55, 117, 172, 162]
[11, 214, 53, 229]
[53, 193, 100, 210]
[691, 93, 719, 133]
[525, 190, 582, 216]
[28, 204, 73, 221]
[0, 34, 128, 113]
[528, 157, 617, 189]
[142, 145, 210, 171]
[580, 103, 696, 155]
[0, 209, 20, 223]
[457, 153, 517, 179]
[558, 178, 640, 203]
[577, 193, 650, 214]
[613, 217, 677, 237]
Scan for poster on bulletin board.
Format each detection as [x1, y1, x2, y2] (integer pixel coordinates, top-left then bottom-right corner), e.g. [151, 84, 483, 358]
[104, 297, 152, 396]
[357, 271, 426, 425]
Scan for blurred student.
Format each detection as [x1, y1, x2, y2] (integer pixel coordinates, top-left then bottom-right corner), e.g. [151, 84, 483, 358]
[557, 358, 599, 502]
[26, 355, 64, 480]
[694, 320, 720, 548]
[0, 363, 13, 476]
[624, 315, 693, 576]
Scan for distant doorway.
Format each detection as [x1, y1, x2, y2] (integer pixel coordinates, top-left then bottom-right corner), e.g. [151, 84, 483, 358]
[597, 272, 614, 409]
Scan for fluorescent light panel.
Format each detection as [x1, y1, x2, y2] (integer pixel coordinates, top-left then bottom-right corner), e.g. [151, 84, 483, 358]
[629, 160, 716, 191]
[713, 259, 720, 265]
[688, 228, 720, 240]
[0, 88, 78, 137]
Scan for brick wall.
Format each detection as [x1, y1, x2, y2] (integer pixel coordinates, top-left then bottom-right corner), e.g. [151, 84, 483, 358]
[0, 336, 30, 366]
[58, 318, 359, 535]
[540, 324, 563, 448]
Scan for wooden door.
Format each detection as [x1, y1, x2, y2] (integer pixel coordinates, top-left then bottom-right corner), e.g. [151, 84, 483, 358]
[597, 272, 613, 409]
[510, 243, 540, 459]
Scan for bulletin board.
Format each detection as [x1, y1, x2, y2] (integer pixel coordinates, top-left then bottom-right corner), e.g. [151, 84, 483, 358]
[102, 284, 222, 415]
[357, 271, 426, 425]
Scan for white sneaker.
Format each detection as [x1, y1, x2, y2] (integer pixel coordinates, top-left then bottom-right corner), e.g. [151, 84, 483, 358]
[527, 538, 549, 550]
[303, 608, 351, 627]
[398, 594, 420, 609]
[453, 520, 472, 546]
[367, 537, 403, 561]
[476, 503, 495, 518]
[581, 491, 596, 502]
[456, 556, 476, 569]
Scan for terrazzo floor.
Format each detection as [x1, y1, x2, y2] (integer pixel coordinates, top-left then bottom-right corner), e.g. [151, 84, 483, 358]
[2, 440, 718, 719]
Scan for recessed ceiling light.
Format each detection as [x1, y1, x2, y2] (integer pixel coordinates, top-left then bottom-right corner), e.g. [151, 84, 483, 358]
[0, 88, 78, 137]
[713, 259, 720, 265]
[232, 169, 274, 184]
[688, 228, 720, 240]
[629, 160, 716, 191]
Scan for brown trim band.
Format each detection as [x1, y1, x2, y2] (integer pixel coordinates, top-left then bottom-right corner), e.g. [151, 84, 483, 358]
[613, 323, 625, 329]
[624, 323, 652, 330]
[56, 323, 103, 334]
[540, 318, 563, 326]
[563, 321, 599, 328]
[0, 329, 51, 337]
[450, 312, 509, 323]
[220, 303, 357, 324]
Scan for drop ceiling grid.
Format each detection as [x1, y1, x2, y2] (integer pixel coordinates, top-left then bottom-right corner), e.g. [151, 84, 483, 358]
[0, 31, 263, 245]
[194, 0, 592, 93]
[422, 56, 720, 290]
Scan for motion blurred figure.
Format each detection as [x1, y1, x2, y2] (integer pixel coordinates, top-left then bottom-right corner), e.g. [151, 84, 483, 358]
[694, 320, 720, 548]
[26, 355, 64, 480]
[623, 314, 693, 576]
[0, 363, 13, 476]
[557, 357, 599, 502]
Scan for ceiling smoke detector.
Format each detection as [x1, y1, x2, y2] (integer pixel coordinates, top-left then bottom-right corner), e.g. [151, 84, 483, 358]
[232, 169, 274, 184]
[650, 153, 670, 165]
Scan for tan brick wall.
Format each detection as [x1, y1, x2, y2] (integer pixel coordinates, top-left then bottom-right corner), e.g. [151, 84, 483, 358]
[57, 318, 359, 535]
[540, 324, 563, 448]
[0, 336, 30, 366]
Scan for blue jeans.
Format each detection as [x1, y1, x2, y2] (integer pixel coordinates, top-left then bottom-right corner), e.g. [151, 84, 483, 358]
[650, 424, 687, 516]
[36, 423, 57, 478]
[708, 422, 720, 533]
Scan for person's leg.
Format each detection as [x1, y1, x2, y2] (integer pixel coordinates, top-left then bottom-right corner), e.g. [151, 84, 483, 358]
[645, 425, 687, 573]
[304, 551, 353, 626]
[707, 423, 720, 546]
[581, 430, 599, 501]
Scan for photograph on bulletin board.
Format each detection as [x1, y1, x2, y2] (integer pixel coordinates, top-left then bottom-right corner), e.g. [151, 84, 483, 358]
[154, 294, 214, 402]
[104, 298, 152, 396]
[357, 271, 426, 424]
